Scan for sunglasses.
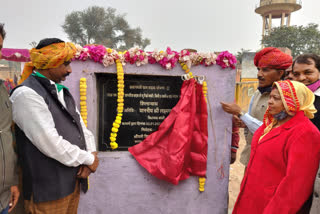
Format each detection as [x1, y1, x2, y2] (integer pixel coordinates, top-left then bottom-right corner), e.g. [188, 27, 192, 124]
[63, 61, 71, 66]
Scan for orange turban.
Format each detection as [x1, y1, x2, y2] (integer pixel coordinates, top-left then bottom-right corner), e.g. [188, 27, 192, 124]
[19, 42, 76, 84]
[254, 47, 292, 70]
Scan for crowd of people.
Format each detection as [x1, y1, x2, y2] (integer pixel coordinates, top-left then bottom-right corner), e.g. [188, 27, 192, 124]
[222, 48, 320, 213]
[1, 20, 320, 214]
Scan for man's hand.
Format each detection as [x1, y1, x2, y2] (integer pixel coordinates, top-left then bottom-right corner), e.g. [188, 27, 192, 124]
[77, 166, 92, 178]
[8, 185, 19, 212]
[233, 115, 246, 128]
[87, 152, 99, 173]
[220, 102, 242, 115]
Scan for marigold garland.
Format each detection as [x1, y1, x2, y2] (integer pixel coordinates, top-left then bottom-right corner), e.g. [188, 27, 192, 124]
[202, 81, 208, 102]
[199, 177, 206, 192]
[79, 78, 90, 189]
[79, 78, 88, 127]
[108, 58, 125, 150]
[198, 80, 208, 192]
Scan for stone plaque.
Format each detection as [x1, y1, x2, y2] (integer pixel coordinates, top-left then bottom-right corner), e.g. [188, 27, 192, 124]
[97, 73, 183, 150]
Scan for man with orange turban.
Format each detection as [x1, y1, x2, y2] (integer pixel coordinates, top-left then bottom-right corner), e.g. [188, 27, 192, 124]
[221, 47, 292, 166]
[10, 38, 99, 214]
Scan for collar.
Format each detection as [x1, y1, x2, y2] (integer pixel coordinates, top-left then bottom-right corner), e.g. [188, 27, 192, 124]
[32, 72, 68, 92]
[315, 87, 320, 96]
[257, 85, 272, 94]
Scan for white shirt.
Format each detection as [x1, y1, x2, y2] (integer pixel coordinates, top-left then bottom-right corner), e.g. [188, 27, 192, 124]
[239, 94, 264, 133]
[10, 79, 96, 167]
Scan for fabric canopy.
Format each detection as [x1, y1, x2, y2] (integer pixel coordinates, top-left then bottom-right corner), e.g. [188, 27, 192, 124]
[1, 48, 30, 62]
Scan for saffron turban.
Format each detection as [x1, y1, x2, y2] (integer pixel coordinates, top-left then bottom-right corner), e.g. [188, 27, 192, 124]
[19, 42, 76, 84]
[254, 47, 292, 70]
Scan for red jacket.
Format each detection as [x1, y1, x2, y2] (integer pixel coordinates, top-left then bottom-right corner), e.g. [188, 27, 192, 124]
[233, 111, 320, 214]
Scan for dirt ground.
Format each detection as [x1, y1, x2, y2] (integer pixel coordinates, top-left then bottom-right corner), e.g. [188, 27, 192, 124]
[228, 129, 246, 213]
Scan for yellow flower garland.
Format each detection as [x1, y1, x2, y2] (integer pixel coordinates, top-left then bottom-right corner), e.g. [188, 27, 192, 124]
[202, 81, 208, 102]
[79, 78, 90, 189]
[179, 62, 193, 78]
[109, 58, 125, 150]
[79, 78, 88, 127]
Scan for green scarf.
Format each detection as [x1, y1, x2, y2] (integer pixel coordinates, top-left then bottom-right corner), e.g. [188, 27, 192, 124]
[32, 72, 69, 92]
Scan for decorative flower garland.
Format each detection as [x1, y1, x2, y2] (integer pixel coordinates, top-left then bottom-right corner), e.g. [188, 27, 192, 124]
[79, 78, 88, 127]
[74, 45, 237, 70]
[199, 79, 208, 192]
[108, 59, 125, 150]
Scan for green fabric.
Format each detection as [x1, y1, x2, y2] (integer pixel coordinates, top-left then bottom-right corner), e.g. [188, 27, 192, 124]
[32, 72, 68, 92]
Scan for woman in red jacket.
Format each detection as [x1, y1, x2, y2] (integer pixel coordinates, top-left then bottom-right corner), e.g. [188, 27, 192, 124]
[233, 80, 320, 214]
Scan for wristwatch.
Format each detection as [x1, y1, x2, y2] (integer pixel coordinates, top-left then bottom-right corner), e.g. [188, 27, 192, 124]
[237, 111, 245, 118]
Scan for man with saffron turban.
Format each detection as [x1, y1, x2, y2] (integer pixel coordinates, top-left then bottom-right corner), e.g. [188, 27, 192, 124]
[10, 38, 99, 214]
[220, 47, 292, 166]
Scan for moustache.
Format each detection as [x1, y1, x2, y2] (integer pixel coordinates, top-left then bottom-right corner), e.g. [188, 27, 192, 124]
[258, 77, 264, 81]
[64, 73, 70, 77]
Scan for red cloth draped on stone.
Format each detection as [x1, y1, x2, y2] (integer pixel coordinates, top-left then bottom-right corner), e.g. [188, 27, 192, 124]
[129, 79, 208, 185]
[187, 82, 208, 177]
[254, 47, 292, 70]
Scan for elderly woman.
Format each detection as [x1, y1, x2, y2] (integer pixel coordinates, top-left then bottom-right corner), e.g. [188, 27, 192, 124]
[233, 80, 320, 214]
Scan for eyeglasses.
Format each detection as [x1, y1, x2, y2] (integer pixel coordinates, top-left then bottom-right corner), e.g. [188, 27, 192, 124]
[63, 61, 71, 66]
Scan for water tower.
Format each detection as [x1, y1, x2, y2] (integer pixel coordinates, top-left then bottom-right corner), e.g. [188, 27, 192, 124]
[255, 0, 302, 38]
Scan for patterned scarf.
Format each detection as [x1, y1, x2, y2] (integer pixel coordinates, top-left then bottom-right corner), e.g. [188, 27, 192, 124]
[261, 80, 316, 140]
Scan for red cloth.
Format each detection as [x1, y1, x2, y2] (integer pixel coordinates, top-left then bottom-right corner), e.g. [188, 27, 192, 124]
[233, 111, 320, 214]
[129, 79, 208, 184]
[254, 47, 292, 70]
[188, 82, 208, 177]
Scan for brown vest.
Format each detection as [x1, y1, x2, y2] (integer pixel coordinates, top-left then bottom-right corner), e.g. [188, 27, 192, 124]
[240, 90, 269, 166]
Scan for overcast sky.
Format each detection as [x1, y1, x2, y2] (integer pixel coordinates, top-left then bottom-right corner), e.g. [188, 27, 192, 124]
[1, 0, 319, 54]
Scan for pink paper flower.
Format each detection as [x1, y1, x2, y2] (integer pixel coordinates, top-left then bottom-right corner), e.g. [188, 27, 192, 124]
[156, 47, 179, 70]
[84, 45, 107, 63]
[216, 51, 237, 69]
